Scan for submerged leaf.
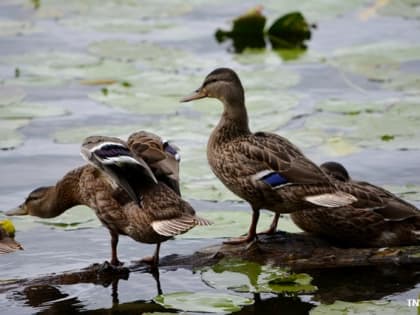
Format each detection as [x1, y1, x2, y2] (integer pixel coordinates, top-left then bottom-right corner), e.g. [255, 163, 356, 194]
[154, 291, 253, 314]
[200, 258, 317, 294]
[310, 300, 414, 315]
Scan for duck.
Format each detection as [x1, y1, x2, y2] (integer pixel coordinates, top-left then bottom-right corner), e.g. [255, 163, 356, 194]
[181, 68, 356, 244]
[0, 219, 23, 254]
[291, 162, 420, 247]
[7, 131, 210, 268]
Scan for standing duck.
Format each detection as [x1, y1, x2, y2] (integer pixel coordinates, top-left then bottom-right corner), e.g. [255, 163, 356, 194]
[291, 162, 420, 247]
[7, 132, 210, 268]
[181, 68, 356, 244]
[0, 219, 23, 254]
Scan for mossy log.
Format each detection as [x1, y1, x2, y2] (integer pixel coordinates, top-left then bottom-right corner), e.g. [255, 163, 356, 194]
[2, 232, 420, 292]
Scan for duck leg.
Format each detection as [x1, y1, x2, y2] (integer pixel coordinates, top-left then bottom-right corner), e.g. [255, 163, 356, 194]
[110, 230, 123, 266]
[224, 207, 259, 244]
[259, 213, 280, 235]
[141, 242, 161, 270]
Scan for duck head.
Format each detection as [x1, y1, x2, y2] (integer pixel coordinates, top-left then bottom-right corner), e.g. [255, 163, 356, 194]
[320, 162, 351, 182]
[181, 68, 244, 106]
[6, 186, 62, 218]
[127, 131, 181, 195]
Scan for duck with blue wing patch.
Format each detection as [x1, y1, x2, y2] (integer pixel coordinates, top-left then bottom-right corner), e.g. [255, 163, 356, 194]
[181, 68, 357, 244]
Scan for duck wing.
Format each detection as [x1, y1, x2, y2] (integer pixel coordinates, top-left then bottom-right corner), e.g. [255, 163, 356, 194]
[81, 135, 157, 206]
[143, 184, 211, 237]
[340, 180, 420, 221]
[233, 131, 356, 207]
[127, 131, 181, 195]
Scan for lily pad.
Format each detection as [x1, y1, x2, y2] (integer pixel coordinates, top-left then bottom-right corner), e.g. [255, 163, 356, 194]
[382, 184, 420, 202]
[0, 119, 29, 149]
[88, 40, 214, 71]
[53, 124, 143, 144]
[330, 42, 420, 83]
[0, 102, 69, 119]
[36, 206, 101, 230]
[180, 211, 302, 239]
[154, 291, 253, 314]
[200, 258, 317, 294]
[305, 98, 420, 150]
[310, 300, 414, 315]
[0, 20, 41, 37]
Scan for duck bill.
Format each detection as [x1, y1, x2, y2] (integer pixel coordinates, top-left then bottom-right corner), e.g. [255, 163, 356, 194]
[6, 205, 28, 216]
[180, 88, 206, 102]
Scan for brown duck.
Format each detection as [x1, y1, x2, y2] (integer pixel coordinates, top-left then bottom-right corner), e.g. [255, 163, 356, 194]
[181, 68, 356, 244]
[7, 131, 210, 268]
[291, 162, 420, 247]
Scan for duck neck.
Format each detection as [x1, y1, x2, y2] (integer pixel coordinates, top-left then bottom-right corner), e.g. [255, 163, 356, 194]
[37, 168, 82, 218]
[213, 93, 251, 142]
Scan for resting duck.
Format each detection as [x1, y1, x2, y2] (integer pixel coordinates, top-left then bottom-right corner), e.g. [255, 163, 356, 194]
[181, 68, 356, 244]
[291, 162, 420, 247]
[0, 219, 23, 254]
[7, 131, 210, 268]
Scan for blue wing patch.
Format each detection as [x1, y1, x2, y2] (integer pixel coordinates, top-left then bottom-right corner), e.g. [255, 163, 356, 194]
[261, 172, 288, 187]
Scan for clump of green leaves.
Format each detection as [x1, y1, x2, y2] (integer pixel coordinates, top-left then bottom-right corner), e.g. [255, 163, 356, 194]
[215, 7, 313, 54]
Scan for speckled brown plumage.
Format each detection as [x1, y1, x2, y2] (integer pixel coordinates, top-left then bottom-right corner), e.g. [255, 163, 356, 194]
[181, 68, 356, 243]
[291, 162, 420, 247]
[8, 131, 209, 268]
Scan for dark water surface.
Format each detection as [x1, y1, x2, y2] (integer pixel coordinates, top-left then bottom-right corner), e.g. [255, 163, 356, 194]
[1, 1, 420, 314]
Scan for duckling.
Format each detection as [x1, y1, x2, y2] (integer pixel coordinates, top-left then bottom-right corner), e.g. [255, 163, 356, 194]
[181, 68, 356, 244]
[8, 132, 210, 268]
[0, 219, 23, 254]
[291, 162, 420, 247]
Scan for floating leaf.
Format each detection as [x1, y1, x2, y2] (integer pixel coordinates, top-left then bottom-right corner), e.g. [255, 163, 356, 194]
[53, 124, 143, 144]
[200, 258, 317, 294]
[0, 20, 41, 37]
[0, 119, 29, 149]
[180, 211, 302, 239]
[310, 300, 414, 315]
[0, 102, 69, 119]
[154, 291, 253, 314]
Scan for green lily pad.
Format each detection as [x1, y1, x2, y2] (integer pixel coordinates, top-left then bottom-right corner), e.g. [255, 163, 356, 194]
[382, 184, 420, 202]
[53, 124, 143, 144]
[59, 16, 173, 34]
[154, 291, 253, 314]
[0, 102, 69, 119]
[378, 0, 420, 19]
[310, 300, 414, 315]
[0, 20, 41, 37]
[305, 98, 420, 150]
[200, 258, 317, 294]
[330, 42, 420, 82]
[36, 206, 101, 230]
[0, 118, 29, 149]
[88, 40, 214, 71]
[180, 211, 302, 239]
[265, 0, 369, 20]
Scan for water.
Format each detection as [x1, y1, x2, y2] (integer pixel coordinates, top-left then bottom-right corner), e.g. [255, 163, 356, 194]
[0, 0, 420, 314]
